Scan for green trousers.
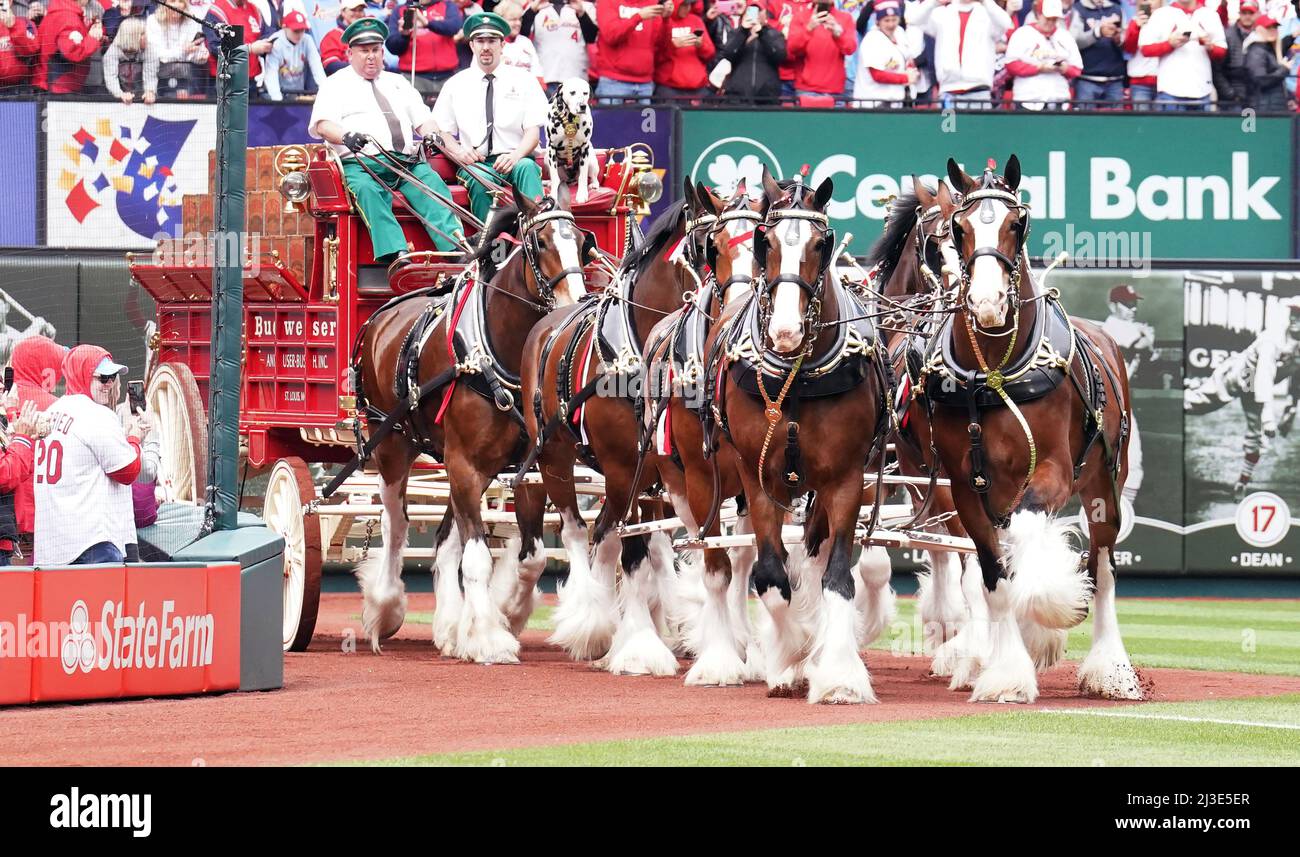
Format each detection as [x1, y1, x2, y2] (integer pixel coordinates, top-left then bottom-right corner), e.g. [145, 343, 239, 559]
[342, 156, 463, 257]
[456, 157, 545, 224]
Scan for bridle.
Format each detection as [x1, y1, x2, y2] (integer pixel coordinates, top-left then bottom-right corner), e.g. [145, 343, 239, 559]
[755, 204, 835, 351]
[518, 203, 594, 310]
[705, 204, 763, 305]
[949, 184, 1031, 336]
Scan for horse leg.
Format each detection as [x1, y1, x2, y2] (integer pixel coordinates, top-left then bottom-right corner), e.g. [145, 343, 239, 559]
[739, 469, 809, 694]
[449, 458, 519, 665]
[680, 469, 746, 687]
[1077, 484, 1142, 699]
[356, 441, 416, 652]
[661, 470, 707, 652]
[643, 498, 689, 653]
[495, 481, 547, 638]
[545, 443, 617, 661]
[853, 545, 895, 649]
[940, 552, 992, 689]
[729, 508, 766, 682]
[602, 475, 679, 677]
[929, 498, 978, 677]
[430, 512, 465, 656]
[806, 479, 876, 704]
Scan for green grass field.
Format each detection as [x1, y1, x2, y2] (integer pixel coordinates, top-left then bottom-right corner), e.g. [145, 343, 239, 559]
[352, 597, 1299, 766]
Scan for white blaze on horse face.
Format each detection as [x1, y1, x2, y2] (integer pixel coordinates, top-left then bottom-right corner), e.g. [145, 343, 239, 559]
[551, 219, 584, 306]
[722, 220, 756, 305]
[767, 217, 808, 354]
[966, 200, 1011, 329]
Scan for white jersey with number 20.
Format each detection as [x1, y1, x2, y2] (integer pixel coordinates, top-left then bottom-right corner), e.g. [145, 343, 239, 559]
[34, 394, 138, 566]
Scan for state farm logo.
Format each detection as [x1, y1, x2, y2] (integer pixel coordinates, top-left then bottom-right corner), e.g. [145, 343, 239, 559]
[60, 600, 96, 675]
[690, 137, 783, 201]
[58, 599, 216, 674]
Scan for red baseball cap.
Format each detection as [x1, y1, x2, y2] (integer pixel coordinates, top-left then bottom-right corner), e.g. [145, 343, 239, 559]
[1257, 14, 1280, 27]
[1108, 284, 1142, 305]
[1240, 0, 1260, 11]
[283, 10, 309, 30]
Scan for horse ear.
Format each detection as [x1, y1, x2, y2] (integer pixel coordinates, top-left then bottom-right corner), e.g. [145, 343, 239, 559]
[512, 183, 535, 213]
[913, 175, 934, 208]
[734, 177, 748, 200]
[1004, 154, 1022, 192]
[936, 181, 956, 217]
[761, 164, 782, 201]
[946, 158, 974, 194]
[813, 177, 834, 211]
[682, 175, 698, 210]
[695, 181, 722, 216]
[554, 179, 573, 211]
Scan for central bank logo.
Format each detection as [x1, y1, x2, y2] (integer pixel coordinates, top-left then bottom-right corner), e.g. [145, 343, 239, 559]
[690, 137, 782, 199]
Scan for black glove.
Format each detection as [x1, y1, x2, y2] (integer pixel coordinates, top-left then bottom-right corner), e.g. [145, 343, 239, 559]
[342, 131, 367, 153]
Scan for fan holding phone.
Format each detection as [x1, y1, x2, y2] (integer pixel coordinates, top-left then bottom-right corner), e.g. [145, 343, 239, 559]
[656, 0, 717, 99]
[1135, 0, 1226, 109]
[786, 0, 857, 99]
[1003, 0, 1082, 110]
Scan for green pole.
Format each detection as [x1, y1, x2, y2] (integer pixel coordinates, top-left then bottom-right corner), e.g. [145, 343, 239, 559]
[206, 29, 248, 533]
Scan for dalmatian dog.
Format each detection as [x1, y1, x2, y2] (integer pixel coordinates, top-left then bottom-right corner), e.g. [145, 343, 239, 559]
[546, 78, 602, 205]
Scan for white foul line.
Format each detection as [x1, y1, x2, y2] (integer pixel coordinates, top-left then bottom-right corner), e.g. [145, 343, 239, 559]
[1036, 709, 1300, 731]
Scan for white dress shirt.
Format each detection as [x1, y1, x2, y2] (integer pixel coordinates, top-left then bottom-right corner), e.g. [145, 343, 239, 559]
[431, 62, 549, 157]
[308, 65, 432, 157]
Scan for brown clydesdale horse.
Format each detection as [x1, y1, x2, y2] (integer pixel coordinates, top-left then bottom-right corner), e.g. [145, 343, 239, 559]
[514, 185, 715, 674]
[703, 169, 892, 703]
[864, 179, 986, 684]
[922, 156, 1140, 702]
[643, 181, 767, 686]
[355, 187, 588, 663]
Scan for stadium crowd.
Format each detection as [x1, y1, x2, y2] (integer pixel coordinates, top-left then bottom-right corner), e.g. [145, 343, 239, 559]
[1, 0, 1299, 111]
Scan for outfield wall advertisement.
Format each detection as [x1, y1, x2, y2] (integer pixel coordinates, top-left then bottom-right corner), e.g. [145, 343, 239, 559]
[680, 111, 1294, 261]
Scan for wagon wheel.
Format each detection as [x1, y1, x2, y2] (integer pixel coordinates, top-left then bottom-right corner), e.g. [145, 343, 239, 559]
[264, 457, 323, 652]
[146, 362, 208, 505]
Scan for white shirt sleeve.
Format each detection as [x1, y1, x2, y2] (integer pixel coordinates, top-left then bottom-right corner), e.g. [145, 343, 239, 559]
[82, 407, 138, 475]
[308, 74, 343, 138]
[431, 78, 459, 136]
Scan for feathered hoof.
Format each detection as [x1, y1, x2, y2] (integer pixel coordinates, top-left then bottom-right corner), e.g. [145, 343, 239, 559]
[807, 666, 877, 705]
[741, 642, 767, 683]
[1078, 653, 1144, 700]
[1020, 620, 1068, 672]
[605, 629, 679, 677]
[362, 590, 407, 654]
[455, 614, 521, 665]
[684, 645, 747, 687]
[969, 664, 1038, 704]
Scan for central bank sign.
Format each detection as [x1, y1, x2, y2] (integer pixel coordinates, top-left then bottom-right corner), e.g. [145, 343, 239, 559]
[681, 112, 1293, 260]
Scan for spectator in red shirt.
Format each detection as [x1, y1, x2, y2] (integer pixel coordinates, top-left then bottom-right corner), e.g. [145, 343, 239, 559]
[204, 0, 273, 82]
[7, 335, 63, 560]
[786, 0, 855, 98]
[0, 3, 39, 88]
[321, 0, 371, 74]
[33, 0, 103, 92]
[595, 0, 667, 103]
[388, 1, 464, 100]
[656, 0, 716, 98]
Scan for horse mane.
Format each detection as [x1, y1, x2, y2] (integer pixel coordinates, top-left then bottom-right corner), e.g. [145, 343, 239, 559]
[620, 197, 689, 281]
[464, 197, 559, 283]
[865, 189, 926, 287]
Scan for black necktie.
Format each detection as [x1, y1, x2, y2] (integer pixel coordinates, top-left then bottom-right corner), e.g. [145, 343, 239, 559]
[369, 80, 405, 153]
[483, 73, 495, 156]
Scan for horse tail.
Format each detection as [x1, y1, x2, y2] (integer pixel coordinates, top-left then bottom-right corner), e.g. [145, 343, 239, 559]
[1001, 510, 1092, 630]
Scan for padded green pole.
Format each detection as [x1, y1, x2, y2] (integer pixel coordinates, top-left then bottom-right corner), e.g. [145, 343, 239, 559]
[206, 31, 248, 533]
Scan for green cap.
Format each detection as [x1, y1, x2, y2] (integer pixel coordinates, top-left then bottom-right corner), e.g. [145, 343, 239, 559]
[462, 11, 510, 40]
[343, 17, 388, 46]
